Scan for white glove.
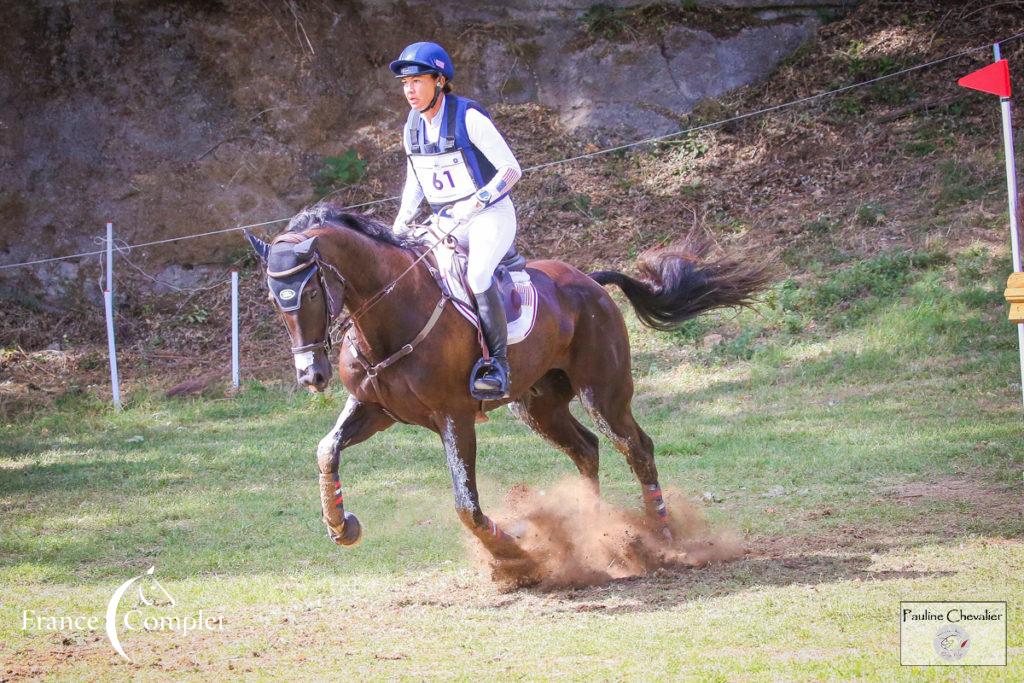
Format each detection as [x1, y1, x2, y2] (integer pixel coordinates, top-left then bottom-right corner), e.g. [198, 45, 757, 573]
[451, 196, 481, 222]
[392, 219, 410, 236]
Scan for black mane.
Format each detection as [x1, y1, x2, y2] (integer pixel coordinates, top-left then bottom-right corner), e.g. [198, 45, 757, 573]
[286, 203, 422, 250]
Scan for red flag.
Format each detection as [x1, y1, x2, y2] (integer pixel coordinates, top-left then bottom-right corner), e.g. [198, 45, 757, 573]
[958, 59, 1012, 98]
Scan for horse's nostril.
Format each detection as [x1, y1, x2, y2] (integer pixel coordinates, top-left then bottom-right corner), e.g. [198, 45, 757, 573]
[314, 372, 324, 385]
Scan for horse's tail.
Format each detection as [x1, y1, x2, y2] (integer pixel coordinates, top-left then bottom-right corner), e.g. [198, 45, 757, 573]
[589, 232, 774, 331]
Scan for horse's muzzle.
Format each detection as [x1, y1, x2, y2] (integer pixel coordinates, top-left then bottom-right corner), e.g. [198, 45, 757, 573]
[295, 350, 332, 392]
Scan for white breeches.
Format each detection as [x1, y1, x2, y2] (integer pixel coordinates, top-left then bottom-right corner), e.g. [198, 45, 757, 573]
[448, 196, 517, 294]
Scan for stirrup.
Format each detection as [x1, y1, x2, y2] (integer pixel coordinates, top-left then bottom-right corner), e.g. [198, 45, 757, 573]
[470, 357, 508, 400]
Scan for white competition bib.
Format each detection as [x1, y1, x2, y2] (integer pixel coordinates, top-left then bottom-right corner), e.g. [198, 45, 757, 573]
[409, 149, 478, 206]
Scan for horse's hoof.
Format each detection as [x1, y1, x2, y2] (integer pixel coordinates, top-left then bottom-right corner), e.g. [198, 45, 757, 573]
[327, 512, 363, 547]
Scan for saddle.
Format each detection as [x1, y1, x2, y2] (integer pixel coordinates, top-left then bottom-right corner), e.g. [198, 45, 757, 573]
[415, 222, 538, 346]
[493, 246, 528, 322]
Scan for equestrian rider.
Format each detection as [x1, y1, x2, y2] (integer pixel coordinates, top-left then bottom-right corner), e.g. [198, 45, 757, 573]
[389, 42, 521, 398]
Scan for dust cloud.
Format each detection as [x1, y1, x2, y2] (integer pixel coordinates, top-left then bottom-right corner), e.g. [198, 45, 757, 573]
[470, 478, 743, 590]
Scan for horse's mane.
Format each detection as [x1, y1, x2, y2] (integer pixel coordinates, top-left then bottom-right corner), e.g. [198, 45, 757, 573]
[286, 203, 422, 250]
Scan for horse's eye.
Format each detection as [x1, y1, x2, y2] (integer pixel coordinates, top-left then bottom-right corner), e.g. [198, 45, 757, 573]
[309, 289, 319, 299]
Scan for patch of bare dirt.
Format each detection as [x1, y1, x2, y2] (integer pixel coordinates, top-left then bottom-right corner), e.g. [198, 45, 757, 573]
[882, 476, 996, 502]
[747, 473, 1023, 561]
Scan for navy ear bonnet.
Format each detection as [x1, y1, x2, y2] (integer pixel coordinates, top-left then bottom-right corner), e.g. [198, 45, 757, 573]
[266, 238, 319, 312]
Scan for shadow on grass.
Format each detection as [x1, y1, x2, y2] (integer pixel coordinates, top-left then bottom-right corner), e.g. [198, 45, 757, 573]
[528, 553, 955, 612]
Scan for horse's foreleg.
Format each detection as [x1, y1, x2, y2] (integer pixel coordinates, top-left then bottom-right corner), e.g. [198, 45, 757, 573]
[438, 414, 527, 560]
[317, 396, 394, 546]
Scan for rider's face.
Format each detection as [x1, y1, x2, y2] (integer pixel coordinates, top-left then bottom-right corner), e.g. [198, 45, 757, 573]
[401, 74, 442, 110]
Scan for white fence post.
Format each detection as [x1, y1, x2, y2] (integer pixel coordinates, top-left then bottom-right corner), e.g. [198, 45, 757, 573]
[231, 270, 240, 389]
[104, 222, 122, 410]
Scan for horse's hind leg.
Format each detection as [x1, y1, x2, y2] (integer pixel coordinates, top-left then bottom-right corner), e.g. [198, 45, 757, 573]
[576, 382, 673, 541]
[509, 369, 600, 492]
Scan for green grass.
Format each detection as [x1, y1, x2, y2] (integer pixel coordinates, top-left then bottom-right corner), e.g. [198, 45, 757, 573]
[1, 251, 1022, 679]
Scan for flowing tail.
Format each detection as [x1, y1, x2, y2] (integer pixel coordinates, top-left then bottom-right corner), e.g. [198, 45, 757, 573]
[589, 233, 774, 331]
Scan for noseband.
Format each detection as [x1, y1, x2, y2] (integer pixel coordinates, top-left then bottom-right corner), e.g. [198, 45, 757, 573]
[267, 233, 349, 356]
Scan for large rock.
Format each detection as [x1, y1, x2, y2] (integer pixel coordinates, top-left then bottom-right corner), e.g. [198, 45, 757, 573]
[536, 19, 819, 134]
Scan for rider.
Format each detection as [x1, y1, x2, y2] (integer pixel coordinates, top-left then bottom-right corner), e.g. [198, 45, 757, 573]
[389, 42, 521, 398]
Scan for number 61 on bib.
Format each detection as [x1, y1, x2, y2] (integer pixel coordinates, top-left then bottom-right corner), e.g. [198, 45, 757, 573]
[409, 150, 478, 205]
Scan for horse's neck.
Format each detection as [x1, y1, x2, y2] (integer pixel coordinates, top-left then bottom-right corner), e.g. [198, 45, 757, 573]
[325, 231, 433, 352]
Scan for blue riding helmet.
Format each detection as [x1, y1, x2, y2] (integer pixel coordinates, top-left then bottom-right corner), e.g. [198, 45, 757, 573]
[389, 42, 455, 81]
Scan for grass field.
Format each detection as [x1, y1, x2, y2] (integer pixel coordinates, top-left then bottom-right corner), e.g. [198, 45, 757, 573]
[2, 249, 1022, 680]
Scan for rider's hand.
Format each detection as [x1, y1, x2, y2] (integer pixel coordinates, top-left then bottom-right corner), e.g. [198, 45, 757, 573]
[451, 197, 481, 222]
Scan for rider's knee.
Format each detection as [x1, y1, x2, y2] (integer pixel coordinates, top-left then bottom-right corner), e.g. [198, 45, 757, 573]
[466, 268, 493, 294]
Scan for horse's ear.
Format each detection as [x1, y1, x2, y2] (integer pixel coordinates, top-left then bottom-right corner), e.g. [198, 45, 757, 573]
[294, 236, 319, 260]
[244, 230, 271, 263]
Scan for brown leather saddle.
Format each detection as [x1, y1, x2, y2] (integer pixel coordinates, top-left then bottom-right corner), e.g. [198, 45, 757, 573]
[494, 246, 527, 323]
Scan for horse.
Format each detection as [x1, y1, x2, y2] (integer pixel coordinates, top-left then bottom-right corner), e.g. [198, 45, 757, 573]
[245, 204, 771, 562]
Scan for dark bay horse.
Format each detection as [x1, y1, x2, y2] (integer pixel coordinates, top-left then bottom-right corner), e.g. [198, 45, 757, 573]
[246, 205, 771, 561]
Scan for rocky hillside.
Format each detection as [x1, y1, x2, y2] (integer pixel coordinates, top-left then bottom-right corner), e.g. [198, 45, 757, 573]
[0, 0, 848, 303]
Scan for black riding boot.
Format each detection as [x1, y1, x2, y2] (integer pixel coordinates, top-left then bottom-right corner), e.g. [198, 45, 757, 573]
[473, 282, 510, 397]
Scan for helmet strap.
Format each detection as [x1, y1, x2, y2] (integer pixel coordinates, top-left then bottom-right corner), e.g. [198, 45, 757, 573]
[418, 78, 443, 114]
